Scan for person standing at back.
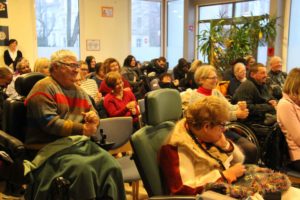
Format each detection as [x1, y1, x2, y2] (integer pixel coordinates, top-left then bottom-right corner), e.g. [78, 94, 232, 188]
[4, 39, 23, 71]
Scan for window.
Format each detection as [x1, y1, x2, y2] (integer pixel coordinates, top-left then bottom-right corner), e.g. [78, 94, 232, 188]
[131, 0, 162, 63]
[35, 0, 80, 58]
[197, 0, 270, 64]
[287, 0, 300, 72]
[167, 0, 184, 68]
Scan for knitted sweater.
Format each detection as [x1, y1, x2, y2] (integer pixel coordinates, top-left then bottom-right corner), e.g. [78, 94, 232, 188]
[24, 76, 94, 147]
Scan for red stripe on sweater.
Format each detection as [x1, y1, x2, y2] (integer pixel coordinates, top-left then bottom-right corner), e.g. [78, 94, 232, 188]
[159, 145, 203, 195]
[53, 93, 91, 110]
[25, 92, 91, 110]
[25, 92, 53, 106]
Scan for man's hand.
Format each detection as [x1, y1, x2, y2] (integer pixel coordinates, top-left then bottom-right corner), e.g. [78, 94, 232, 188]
[82, 111, 100, 137]
[237, 101, 247, 110]
[83, 122, 98, 136]
[236, 108, 249, 119]
[268, 100, 277, 109]
[82, 111, 99, 126]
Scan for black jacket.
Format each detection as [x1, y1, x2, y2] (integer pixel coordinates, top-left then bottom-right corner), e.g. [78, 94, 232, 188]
[4, 50, 23, 71]
[232, 77, 276, 123]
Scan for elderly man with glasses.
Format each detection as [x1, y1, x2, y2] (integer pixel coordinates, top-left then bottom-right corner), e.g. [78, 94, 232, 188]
[0, 50, 125, 200]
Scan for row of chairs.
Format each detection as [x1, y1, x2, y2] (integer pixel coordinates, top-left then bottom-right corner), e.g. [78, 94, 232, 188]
[4, 72, 299, 199]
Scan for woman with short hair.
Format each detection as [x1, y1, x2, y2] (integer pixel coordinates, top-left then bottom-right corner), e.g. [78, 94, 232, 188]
[103, 71, 139, 130]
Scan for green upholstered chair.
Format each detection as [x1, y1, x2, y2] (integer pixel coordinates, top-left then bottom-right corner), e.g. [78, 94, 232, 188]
[130, 89, 239, 200]
[130, 89, 183, 197]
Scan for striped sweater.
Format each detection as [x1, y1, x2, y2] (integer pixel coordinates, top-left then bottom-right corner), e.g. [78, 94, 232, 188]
[25, 76, 94, 148]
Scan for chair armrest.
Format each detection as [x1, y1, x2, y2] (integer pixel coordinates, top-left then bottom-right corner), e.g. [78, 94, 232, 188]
[0, 130, 25, 160]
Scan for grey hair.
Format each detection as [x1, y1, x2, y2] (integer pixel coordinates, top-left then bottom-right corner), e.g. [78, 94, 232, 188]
[49, 49, 77, 72]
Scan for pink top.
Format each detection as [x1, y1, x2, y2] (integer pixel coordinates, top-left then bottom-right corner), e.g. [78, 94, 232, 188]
[277, 93, 300, 161]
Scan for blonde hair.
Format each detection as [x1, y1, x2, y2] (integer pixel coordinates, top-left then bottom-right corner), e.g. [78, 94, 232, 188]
[194, 65, 217, 85]
[34, 58, 50, 73]
[16, 58, 29, 71]
[185, 96, 229, 129]
[283, 68, 300, 99]
[189, 60, 203, 73]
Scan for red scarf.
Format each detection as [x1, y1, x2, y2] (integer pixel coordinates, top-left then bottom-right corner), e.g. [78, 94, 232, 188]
[197, 86, 212, 96]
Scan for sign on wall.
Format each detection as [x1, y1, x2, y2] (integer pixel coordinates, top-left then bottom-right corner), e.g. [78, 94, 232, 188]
[0, 0, 8, 18]
[0, 26, 9, 46]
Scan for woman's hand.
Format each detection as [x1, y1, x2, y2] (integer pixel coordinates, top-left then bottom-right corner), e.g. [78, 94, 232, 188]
[94, 92, 102, 104]
[126, 101, 136, 110]
[214, 133, 229, 149]
[223, 163, 246, 183]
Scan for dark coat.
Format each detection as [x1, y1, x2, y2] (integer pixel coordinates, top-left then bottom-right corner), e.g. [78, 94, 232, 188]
[232, 77, 276, 123]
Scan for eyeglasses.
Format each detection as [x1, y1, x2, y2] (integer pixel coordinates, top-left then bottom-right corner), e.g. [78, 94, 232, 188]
[214, 122, 227, 129]
[206, 76, 218, 80]
[58, 61, 80, 69]
[80, 68, 89, 71]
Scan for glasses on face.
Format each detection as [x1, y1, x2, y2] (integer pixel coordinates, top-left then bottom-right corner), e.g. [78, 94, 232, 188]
[213, 122, 227, 130]
[206, 76, 218, 80]
[58, 61, 80, 69]
[80, 68, 89, 72]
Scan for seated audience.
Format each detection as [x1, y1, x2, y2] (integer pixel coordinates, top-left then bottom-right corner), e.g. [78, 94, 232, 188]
[232, 63, 277, 126]
[158, 73, 179, 90]
[4, 39, 23, 71]
[121, 55, 145, 99]
[159, 96, 294, 198]
[99, 58, 131, 96]
[180, 59, 202, 90]
[6, 57, 31, 99]
[267, 56, 287, 100]
[85, 55, 96, 73]
[33, 57, 50, 76]
[227, 62, 247, 97]
[189, 65, 258, 164]
[103, 71, 140, 130]
[277, 68, 300, 171]
[0, 67, 13, 129]
[91, 62, 105, 88]
[223, 58, 247, 81]
[143, 56, 168, 77]
[76, 61, 102, 106]
[173, 58, 189, 81]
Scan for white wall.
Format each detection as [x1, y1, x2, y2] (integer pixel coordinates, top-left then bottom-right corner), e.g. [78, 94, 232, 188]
[0, 0, 130, 68]
[79, 0, 130, 63]
[0, 0, 37, 69]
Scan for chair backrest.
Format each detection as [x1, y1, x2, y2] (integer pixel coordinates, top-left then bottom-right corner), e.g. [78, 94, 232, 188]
[130, 89, 182, 196]
[96, 116, 133, 150]
[138, 99, 145, 127]
[2, 72, 46, 142]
